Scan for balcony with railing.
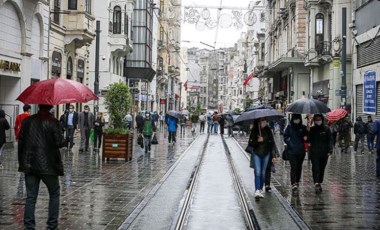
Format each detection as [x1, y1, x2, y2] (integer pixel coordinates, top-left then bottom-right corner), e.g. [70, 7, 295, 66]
[316, 41, 332, 56]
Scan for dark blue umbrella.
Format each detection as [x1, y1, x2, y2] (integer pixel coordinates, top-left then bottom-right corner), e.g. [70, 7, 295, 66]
[245, 104, 273, 112]
[234, 108, 284, 125]
[286, 98, 331, 114]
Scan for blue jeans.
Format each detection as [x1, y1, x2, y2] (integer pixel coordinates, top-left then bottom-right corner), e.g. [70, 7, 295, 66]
[24, 174, 60, 230]
[213, 122, 219, 134]
[207, 122, 213, 133]
[252, 152, 270, 191]
[367, 134, 375, 151]
[144, 135, 151, 153]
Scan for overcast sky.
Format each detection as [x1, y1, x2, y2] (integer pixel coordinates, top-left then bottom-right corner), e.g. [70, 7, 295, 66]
[181, 0, 258, 49]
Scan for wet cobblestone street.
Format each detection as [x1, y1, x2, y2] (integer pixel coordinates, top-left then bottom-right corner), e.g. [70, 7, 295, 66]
[235, 132, 380, 230]
[0, 128, 194, 230]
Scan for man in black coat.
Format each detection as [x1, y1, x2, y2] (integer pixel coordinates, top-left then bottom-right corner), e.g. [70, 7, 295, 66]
[62, 104, 78, 149]
[18, 104, 67, 230]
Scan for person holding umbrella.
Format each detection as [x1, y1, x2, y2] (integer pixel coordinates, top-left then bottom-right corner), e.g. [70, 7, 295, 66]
[248, 118, 276, 199]
[18, 104, 67, 230]
[283, 114, 308, 192]
[167, 114, 178, 145]
[308, 114, 333, 194]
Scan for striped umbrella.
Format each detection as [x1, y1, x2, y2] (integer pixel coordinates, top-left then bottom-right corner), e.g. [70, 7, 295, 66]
[326, 108, 348, 122]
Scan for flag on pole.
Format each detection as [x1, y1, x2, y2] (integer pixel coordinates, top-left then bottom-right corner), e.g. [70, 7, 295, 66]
[184, 81, 188, 91]
[243, 72, 255, 86]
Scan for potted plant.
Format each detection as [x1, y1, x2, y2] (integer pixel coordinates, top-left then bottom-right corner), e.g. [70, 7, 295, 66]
[102, 83, 133, 162]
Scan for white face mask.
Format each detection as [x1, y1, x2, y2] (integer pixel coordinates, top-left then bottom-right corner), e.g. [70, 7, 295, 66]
[69, 109, 74, 112]
[84, 109, 89, 112]
[293, 119, 300, 124]
[315, 121, 323, 126]
[260, 121, 268, 128]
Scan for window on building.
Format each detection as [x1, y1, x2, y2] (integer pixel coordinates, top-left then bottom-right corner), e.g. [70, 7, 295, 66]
[159, 26, 164, 42]
[113, 6, 122, 34]
[315, 13, 324, 55]
[68, 0, 77, 10]
[53, 0, 61, 24]
[160, 0, 164, 16]
[124, 13, 129, 35]
[67, 57, 73, 79]
[85, 0, 91, 13]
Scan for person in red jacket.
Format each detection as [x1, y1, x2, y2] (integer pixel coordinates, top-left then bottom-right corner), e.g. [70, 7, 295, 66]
[14, 104, 31, 140]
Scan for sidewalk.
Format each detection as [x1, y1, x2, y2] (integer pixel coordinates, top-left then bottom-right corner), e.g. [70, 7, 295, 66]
[0, 128, 195, 230]
[234, 132, 380, 230]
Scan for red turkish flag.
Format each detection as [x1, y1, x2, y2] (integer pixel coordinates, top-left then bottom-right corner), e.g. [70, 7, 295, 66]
[243, 72, 255, 86]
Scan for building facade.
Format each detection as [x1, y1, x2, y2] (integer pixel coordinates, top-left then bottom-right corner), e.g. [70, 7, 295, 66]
[156, 0, 182, 112]
[352, 0, 380, 121]
[89, 0, 134, 120]
[0, 0, 49, 141]
[49, 0, 95, 116]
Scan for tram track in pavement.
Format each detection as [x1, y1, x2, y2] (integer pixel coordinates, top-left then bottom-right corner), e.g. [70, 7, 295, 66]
[171, 134, 259, 230]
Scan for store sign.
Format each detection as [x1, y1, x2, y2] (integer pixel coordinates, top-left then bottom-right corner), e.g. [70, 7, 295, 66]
[363, 70, 376, 114]
[0, 59, 21, 72]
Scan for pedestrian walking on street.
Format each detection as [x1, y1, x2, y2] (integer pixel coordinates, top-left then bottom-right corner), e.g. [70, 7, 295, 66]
[337, 116, 352, 153]
[78, 105, 94, 152]
[247, 118, 276, 199]
[284, 113, 308, 192]
[354, 116, 366, 154]
[93, 112, 105, 151]
[159, 111, 165, 131]
[179, 115, 186, 136]
[18, 104, 67, 230]
[0, 109, 10, 169]
[136, 112, 144, 133]
[62, 105, 78, 150]
[219, 114, 225, 135]
[199, 113, 206, 133]
[123, 112, 133, 129]
[213, 112, 219, 134]
[152, 111, 159, 128]
[167, 115, 178, 145]
[226, 117, 234, 137]
[366, 115, 375, 153]
[207, 113, 213, 134]
[308, 114, 333, 194]
[142, 113, 156, 153]
[14, 104, 31, 140]
[371, 118, 380, 177]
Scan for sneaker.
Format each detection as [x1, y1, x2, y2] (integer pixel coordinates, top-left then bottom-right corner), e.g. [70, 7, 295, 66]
[315, 183, 322, 194]
[265, 186, 272, 192]
[292, 184, 298, 191]
[0, 164, 3, 169]
[254, 190, 261, 199]
[258, 190, 264, 198]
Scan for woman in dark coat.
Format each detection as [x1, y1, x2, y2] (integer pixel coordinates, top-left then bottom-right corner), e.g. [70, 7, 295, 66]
[248, 117, 276, 199]
[284, 113, 308, 191]
[0, 109, 10, 168]
[308, 114, 333, 194]
[93, 112, 105, 151]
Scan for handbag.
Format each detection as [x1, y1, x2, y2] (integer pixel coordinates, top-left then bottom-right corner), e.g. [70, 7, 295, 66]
[282, 145, 289, 161]
[245, 145, 254, 154]
[151, 134, 158, 145]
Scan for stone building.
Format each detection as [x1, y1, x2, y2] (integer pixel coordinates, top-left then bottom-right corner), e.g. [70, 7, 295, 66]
[352, 0, 380, 120]
[0, 0, 49, 141]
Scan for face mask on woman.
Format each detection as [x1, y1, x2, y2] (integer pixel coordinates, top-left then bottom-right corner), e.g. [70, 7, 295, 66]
[260, 121, 268, 128]
[315, 121, 322, 126]
[293, 119, 300, 124]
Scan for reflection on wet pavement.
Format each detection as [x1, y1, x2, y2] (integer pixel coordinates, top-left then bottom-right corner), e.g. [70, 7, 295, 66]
[235, 132, 380, 230]
[0, 128, 195, 229]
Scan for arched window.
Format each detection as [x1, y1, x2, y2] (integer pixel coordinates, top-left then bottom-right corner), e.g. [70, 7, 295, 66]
[68, 0, 77, 10]
[67, 57, 73, 79]
[315, 13, 324, 55]
[113, 6, 121, 34]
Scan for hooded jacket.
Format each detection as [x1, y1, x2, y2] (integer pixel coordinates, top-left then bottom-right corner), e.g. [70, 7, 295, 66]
[309, 116, 333, 156]
[284, 114, 307, 155]
[18, 110, 66, 176]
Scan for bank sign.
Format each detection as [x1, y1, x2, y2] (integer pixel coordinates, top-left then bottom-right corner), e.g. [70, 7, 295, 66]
[363, 70, 376, 114]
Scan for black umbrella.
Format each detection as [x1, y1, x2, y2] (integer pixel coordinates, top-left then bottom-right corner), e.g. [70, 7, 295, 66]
[286, 98, 331, 114]
[245, 104, 273, 112]
[234, 108, 284, 125]
[167, 110, 180, 118]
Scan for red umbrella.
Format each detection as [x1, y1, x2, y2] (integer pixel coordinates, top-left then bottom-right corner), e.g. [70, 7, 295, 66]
[326, 108, 348, 123]
[16, 78, 98, 105]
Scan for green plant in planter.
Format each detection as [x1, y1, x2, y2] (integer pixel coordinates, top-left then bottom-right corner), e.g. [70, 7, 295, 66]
[104, 82, 132, 134]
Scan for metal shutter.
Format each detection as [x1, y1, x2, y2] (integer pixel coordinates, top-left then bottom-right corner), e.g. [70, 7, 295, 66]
[356, 84, 364, 120]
